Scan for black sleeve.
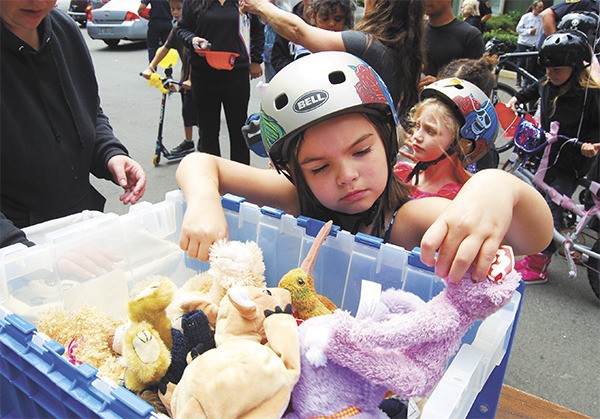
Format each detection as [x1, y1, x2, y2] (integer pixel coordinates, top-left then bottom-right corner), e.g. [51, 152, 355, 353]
[271, 33, 293, 73]
[249, 13, 264, 64]
[177, 0, 198, 50]
[1, 212, 34, 248]
[514, 79, 541, 104]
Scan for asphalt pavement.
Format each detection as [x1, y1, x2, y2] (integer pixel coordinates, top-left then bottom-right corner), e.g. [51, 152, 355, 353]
[82, 32, 599, 418]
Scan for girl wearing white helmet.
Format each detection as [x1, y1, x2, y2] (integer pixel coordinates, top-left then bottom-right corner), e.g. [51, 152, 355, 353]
[395, 78, 499, 200]
[239, 0, 424, 126]
[507, 29, 600, 283]
[176, 52, 553, 283]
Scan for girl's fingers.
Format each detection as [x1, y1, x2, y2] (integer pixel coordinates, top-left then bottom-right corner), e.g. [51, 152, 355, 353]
[471, 238, 502, 282]
[419, 218, 448, 267]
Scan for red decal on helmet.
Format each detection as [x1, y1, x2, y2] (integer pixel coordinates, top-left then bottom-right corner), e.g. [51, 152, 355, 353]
[354, 64, 386, 104]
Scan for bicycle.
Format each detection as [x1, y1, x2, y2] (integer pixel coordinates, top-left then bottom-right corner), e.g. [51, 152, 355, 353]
[498, 109, 599, 299]
[485, 37, 541, 153]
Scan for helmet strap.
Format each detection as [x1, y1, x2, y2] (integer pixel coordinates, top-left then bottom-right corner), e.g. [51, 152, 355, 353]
[406, 148, 456, 185]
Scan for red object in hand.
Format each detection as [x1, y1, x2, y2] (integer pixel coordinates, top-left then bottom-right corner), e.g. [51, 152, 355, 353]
[195, 49, 240, 70]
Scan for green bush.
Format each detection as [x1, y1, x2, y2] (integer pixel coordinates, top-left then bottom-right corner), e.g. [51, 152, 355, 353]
[485, 11, 521, 34]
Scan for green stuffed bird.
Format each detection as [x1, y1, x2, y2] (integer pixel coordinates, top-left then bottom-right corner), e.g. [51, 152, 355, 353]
[278, 220, 337, 320]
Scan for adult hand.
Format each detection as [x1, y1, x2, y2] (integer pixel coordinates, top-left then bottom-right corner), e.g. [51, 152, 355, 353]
[239, 0, 267, 14]
[107, 155, 147, 205]
[418, 75, 437, 91]
[250, 62, 263, 80]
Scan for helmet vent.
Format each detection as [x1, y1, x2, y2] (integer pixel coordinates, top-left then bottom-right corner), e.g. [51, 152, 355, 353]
[328, 71, 346, 85]
[275, 94, 289, 110]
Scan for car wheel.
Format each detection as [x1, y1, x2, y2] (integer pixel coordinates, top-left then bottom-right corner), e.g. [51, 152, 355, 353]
[103, 39, 120, 48]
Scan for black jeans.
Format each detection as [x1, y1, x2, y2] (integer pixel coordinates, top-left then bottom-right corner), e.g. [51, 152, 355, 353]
[191, 67, 250, 165]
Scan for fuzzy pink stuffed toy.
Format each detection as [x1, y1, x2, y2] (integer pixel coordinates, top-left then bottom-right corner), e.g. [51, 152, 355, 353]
[285, 247, 520, 418]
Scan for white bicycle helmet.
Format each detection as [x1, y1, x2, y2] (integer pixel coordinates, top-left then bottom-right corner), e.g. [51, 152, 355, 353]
[260, 51, 398, 173]
[420, 78, 499, 167]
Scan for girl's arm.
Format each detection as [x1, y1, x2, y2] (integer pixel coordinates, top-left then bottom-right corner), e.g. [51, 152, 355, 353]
[175, 153, 297, 261]
[240, 0, 344, 52]
[393, 169, 553, 283]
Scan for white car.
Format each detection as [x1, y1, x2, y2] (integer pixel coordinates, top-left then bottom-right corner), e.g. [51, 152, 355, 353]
[87, 0, 149, 48]
[54, 0, 70, 12]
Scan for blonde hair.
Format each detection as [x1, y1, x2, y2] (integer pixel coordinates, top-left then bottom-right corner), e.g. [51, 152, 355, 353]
[461, 0, 480, 17]
[408, 98, 463, 155]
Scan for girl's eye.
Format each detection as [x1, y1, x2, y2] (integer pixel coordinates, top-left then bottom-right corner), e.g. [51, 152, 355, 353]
[354, 146, 372, 156]
[311, 164, 328, 175]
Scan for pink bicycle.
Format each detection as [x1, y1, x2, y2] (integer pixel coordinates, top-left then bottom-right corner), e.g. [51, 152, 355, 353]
[499, 108, 599, 299]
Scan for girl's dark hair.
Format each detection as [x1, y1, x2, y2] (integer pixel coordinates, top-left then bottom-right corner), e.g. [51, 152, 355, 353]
[287, 113, 411, 239]
[354, 0, 425, 122]
[192, 0, 214, 16]
[437, 53, 498, 97]
[310, 0, 356, 29]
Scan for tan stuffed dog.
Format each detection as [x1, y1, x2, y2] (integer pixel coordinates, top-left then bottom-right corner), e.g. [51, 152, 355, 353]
[171, 286, 300, 419]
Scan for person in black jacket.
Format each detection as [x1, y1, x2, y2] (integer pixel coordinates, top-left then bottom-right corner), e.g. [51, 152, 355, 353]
[0, 0, 146, 247]
[177, 0, 264, 165]
[507, 29, 600, 283]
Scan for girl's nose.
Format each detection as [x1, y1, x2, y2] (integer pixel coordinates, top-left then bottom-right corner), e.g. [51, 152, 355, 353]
[336, 163, 358, 185]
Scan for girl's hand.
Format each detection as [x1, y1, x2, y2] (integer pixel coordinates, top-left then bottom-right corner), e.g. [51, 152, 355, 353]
[179, 200, 228, 261]
[420, 193, 510, 284]
[141, 66, 154, 80]
[419, 170, 552, 283]
[107, 155, 147, 205]
[581, 142, 600, 158]
[507, 96, 519, 111]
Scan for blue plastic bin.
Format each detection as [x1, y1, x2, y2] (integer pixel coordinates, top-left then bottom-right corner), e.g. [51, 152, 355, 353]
[0, 191, 523, 418]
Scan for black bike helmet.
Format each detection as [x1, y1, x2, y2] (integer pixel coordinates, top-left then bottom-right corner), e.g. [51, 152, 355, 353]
[557, 11, 599, 46]
[538, 29, 592, 68]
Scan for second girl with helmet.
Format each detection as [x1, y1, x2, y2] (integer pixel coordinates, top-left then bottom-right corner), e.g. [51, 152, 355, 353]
[508, 29, 600, 283]
[176, 51, 553, 283]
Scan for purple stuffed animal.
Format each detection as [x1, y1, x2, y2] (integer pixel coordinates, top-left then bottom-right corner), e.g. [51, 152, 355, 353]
[285, 247, 520, 418]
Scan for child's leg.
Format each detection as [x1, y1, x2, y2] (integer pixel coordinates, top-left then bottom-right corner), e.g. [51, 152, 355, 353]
[169, 90, 197, 155]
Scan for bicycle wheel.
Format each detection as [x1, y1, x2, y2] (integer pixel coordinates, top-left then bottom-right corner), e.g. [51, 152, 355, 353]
[588, 240, 599, 300]
[494, 82, 518, 153]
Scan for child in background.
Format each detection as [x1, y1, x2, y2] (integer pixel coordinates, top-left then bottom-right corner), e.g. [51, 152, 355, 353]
[270, 0, 355, 72]
[176, 51, 553, 283]
[507, 29, 600, 283]
[394, 79, 497, 200]
[141, 0, 198, 155]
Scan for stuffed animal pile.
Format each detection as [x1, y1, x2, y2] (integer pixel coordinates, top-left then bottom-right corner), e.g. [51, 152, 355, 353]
[36, 224, 521, 419]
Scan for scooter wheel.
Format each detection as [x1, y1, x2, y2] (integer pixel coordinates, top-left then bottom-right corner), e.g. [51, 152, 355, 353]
[153, 154, 160, 166]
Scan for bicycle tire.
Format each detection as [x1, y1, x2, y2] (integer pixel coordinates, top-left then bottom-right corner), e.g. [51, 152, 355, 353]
[494, 82, 518, 154]
[588, 240, 600, 300]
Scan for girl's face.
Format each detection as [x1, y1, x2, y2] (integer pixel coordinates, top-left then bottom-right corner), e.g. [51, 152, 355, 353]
[0, 0, 55, 35]
[297, 113, 388, 215]
[314, 6, 347, 31]
[410, 105, 455, 162]
[545, 66, 573, 86]
[170, 2, 183, 20]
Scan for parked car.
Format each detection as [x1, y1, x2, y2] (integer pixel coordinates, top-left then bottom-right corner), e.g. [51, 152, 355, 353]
[67, 0, 108, 28]
[54, 0, 71, 13]
[87, 0, 149, 48]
